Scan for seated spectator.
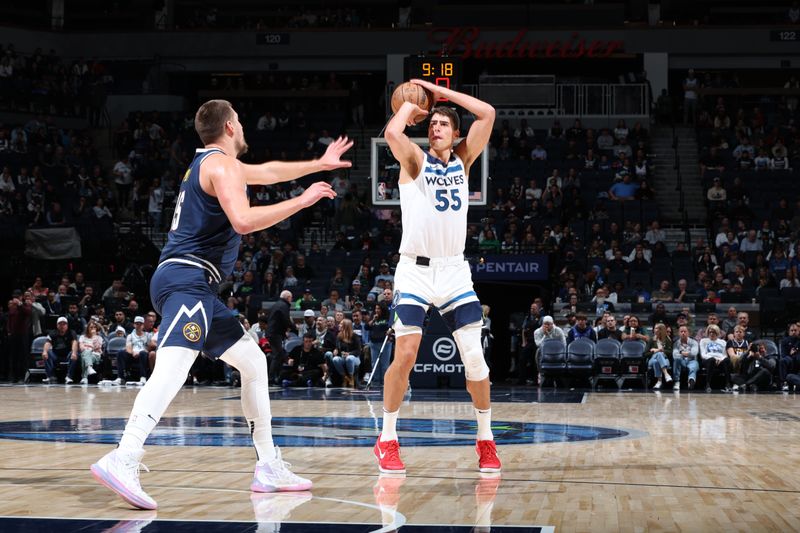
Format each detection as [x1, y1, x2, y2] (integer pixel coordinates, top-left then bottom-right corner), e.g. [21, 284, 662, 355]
[596, 315, 621, 341]
[732, 343, 774, 392]
[115, 316, 152, 385]
[77, 321, 104, 384]
[533, 315, 566, 385]
[321, 289, 345, 312]
[313, 316, 337, 385]
[726, 325, 750, 373]
[644, 221, 665, 245]
[293, 255, 315, 285]
[673, 279, 692, 303]
[281, 333, 327, 387]
[282, 266, 299, 289]
[694, 313, 720, 342]
[701, 325, 729, 391]
[261, 271, 281, 299]
[331, 318, 362, 388]
[732, 137, 755, 161]
[648, 323, 673, 390]
[672, 325, 700, 390]
[651, 281, 674, 303]
[608, 173, 639, 202]
[621, 316, 649, 342]
[297, 309, 317, 337]
[776, 322, 800, 388]
[530, 143, 547, 161]
[739, 230, 762, 253]
[295, 289, 319, 311]
[42, 316, 79, 384]
[727, 312, 756, 343]
[566, 314, 597, 344]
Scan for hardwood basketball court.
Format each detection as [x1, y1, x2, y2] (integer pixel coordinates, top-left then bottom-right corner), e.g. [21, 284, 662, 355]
[0, 384, 797, 532]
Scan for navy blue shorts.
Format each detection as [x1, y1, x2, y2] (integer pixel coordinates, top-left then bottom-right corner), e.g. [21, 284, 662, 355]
[150, 262, 244, 359]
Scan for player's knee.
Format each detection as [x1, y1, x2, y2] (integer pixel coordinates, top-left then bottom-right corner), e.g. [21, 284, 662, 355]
[392, 349, 417, 374]
[452, 322, 489, 381]
[219, 334, 267, 383]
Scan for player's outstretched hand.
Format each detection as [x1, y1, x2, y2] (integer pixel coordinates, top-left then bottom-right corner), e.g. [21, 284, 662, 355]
[319, 136, 354, 171]
[299, 181, 336, 208]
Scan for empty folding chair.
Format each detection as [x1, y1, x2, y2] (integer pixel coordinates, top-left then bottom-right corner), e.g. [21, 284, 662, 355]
[593, 338, 621, 389]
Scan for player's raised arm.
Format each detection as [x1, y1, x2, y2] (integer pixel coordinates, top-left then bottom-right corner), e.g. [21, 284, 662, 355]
[385, 101, 428, 178]
[203, 155, 335, 235]
[241, 136, 354, 186]
[409, 79, 495, 169]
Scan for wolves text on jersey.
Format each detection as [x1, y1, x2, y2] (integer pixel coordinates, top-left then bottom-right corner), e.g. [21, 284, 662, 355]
[424, 174, 465, 187]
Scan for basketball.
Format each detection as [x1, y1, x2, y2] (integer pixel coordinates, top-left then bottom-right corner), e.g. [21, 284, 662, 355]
[391, 82, 434, 115]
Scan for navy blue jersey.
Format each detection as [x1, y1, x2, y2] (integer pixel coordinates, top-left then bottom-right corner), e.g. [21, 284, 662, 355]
[159, 148, 241, 281]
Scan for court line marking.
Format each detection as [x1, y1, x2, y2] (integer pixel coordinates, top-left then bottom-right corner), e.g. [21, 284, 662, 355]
[0, 514, 550, 532]
[0, 484, 407, 532]
[0, 466, 797, 496]
[0, 480, 561, 531]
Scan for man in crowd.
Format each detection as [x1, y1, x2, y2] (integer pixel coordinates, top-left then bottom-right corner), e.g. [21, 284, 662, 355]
[672, 325, 699, 391]
[567, 314, 597, 344]
[281, 333, 327, 387]
[533, 315, 566, 385]
[518, 302, 542, 385]
[115, 316, 152, 385]
[42, 316, 79, 384]
[598, 315, 623, 341]
[267, 290, 296, 384]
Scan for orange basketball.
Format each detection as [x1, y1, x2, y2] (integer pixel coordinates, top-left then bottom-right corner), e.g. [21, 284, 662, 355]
[391, 82, 434, 115]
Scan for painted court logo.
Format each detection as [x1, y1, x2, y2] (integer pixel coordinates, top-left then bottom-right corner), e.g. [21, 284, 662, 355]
[183, 322, 202, 342]
[0, 417, 640, 448]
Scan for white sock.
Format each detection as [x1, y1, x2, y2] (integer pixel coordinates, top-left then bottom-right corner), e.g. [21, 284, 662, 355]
[475, 408, 493, 441]
[221, 334, 276, 462]
[380, 408, 399, 441]
[118, 346, 198, 452]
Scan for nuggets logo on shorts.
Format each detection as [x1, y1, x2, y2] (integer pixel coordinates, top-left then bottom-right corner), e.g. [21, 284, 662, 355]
[183, 322, 202, 342]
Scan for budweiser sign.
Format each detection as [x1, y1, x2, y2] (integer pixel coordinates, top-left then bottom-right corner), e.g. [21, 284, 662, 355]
[428, 28, 624, 59]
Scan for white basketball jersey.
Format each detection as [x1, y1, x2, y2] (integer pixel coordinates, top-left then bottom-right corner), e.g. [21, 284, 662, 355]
[399, 151, 468, 258]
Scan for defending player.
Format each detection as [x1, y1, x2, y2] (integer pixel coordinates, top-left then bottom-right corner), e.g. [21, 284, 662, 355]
[374, 80, 501, 474]
[91, 99, 352, 509]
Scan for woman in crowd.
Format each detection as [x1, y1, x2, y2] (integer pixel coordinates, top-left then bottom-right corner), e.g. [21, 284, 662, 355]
[77, 321, 104, 384]
[332, 318, 362, 387]
[701, 325, 730, 391]
[648, 323, 673, 389]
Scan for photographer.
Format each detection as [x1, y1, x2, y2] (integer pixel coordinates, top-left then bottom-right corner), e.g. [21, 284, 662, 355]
[731, 343, 774, 392]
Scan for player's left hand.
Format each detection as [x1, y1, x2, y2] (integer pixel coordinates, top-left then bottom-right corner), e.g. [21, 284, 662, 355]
[319, 136, 354, 171]
[410, 78, 444, 100]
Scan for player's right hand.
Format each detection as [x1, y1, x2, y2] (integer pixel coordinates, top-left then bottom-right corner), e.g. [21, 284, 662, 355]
[400, 101, 428, 126]
[299, 181, 336, 208]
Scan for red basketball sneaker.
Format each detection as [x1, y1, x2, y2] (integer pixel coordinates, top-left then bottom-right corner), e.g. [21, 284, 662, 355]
[476, 440, 501, 473]
[374, 435, 406, 474]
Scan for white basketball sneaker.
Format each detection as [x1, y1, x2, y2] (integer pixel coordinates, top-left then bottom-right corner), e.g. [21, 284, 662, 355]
[251, 447, 313, 492]
[90, 448, 157, 510]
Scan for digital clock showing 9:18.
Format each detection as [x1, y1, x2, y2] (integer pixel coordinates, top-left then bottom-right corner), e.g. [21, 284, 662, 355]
[405, 56, 461, 98]
[770, 30, 798, 41]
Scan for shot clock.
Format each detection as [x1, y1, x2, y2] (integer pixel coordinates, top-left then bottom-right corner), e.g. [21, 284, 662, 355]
[404, 56, 461, 101]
